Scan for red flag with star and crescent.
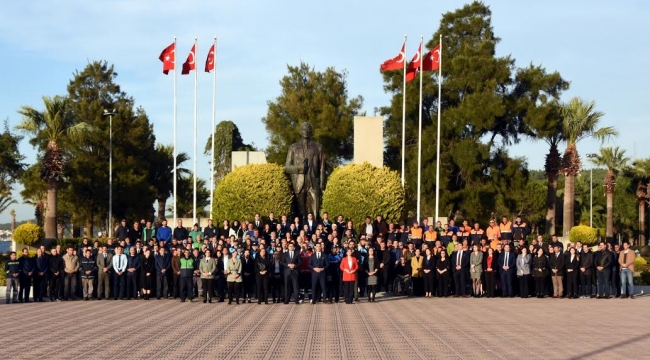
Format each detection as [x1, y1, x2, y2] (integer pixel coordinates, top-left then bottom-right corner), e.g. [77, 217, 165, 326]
[205, 44, 216, 72]
[159, 42, 175, 75]
[380, 41, 406, 72]
[423, 44, 441, 72]
[405, 43, 422, 82]
[181, 44, 196, 75]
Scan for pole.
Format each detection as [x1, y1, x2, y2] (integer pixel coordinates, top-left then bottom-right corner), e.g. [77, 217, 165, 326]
[590, 167, 593, 228]
[173, 36, 177, 227]
[210, 37, 217, 220]
[416, 36, 423, 222]
[109, 113, 113, 238]
[401, 34, 407, 188]
[435, 34, 442, 223]
[193, 36, 198, 227]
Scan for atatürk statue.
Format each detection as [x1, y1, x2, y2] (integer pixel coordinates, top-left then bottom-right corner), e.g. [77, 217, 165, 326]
[285, 123, 326, 219]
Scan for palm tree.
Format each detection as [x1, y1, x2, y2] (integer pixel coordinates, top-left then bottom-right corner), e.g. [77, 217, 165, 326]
[588, 147, 629, 239]
[560, 97, 616, 236]
[630, 158, 650, 245]
[0, 190, 16, 215]
[150, 144, 189, 223]
[9, 209, 16, 232]
[543, 134, 563, 235]
[16, 96, 91, 240]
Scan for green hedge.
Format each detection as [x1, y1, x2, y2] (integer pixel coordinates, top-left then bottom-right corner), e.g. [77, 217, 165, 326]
[321, 162, 405, 229]
[568, 225, 598, 245]
[212, 164, 293, 222]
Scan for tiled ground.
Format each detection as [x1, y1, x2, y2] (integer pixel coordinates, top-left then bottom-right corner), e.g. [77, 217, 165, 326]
[1, 296, 648, 359]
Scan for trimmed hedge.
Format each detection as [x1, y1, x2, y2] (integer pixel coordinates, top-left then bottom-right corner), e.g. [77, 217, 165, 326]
[568, 225, 598, 245]
[212, 164, 293, 222]
[322, 162, 405, 229]
[13, 222, 44, 246]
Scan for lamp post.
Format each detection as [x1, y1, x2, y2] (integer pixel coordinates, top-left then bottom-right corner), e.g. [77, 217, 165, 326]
[103, 109, 116, 237]
[586, 153, 597, 228]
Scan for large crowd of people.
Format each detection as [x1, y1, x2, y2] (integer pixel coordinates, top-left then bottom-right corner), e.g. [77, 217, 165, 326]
[4, 212, 638, 304]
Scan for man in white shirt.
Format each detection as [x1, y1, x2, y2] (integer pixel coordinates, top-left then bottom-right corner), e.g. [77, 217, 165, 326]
[112, 246, 128, 300]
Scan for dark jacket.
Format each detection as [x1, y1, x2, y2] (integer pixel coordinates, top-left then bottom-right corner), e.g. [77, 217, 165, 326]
[241, 256, 255, 276]
[436, 257, 450, 274]
[173, 226, 189, 241]
[5, 259, 20, 277]
[34, 255, 49, 274]
[155, 254, 171, 275]
[532, 255, 548, 278]
[549, 252, 565, 276]
[451, 250, 470, 273]
[255, 256, 270, 276]
[80, 256, 97, 279]
[595, 250, 612, 270]
[579, 251, 594, 276]
[203, 225, 218, 240]
[126, 255, 141, 276]
[19, 256, 34, 275]
[565, 253, 580, 274]
[141, 256, 155, 276]
[49, 254, 64, 275]
[115, 225, 129, 241]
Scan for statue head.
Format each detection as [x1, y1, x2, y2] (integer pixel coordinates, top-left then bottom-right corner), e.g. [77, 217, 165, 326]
[299, 122, 313, 140]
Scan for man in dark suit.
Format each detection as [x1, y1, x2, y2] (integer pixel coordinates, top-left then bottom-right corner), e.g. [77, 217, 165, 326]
[305, 212, 318, 234]
[451, 244, 469, 297]
[549, 244, 565, 298]
[498, 244, 516, 297]
[284, 122, 326, 219]
[282, 243, 301, 304]
[308, 243, 329, 304]
[96, 246, 113, 300]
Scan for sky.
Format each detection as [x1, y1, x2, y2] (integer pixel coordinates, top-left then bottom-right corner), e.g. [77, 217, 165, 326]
[0, 0, 649, 223]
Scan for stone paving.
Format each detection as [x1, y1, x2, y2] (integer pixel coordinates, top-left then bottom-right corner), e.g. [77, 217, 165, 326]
[1, 295, 649, 359]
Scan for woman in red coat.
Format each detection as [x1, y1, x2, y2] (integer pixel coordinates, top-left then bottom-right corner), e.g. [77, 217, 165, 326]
[340, 248, 359, 304]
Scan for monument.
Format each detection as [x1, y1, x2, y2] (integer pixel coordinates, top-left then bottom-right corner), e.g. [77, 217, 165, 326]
[285, 122, 326, 219]
[353, 116, 383, 167]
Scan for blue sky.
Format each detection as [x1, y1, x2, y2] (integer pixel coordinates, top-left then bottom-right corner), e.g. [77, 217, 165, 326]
[1, 0, 648, 223]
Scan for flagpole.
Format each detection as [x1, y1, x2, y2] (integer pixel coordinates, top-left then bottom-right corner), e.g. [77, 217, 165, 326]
[193, 36, 198, 227]
[210, 37, 217, 220]
[401, 34, 407, 189]
[416, 35, 423, 223]
[173, 36, 178, 227]
[434, 34, 442, 223]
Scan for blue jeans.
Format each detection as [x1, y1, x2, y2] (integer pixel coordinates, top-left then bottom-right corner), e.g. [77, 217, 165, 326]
[620, 269, 634, 295]
[596, 269, 610, 297]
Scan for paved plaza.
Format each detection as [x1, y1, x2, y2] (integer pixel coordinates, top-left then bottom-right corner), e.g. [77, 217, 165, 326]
[2, 295, 649, 359]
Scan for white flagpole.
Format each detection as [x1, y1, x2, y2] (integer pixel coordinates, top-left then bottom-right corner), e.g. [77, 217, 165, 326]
[193, 37, 198, 226]
[173, 36, 177, 227]
[210, 37, 217, 220]
[401, 34, 407, 188]
[435, 34, 442, 223]
[416, 35, 423, 222]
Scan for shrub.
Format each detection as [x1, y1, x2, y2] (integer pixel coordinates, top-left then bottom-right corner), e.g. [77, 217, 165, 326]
[568, 225, 598, 245]
[212, 164, 293, 222]
[638, 245, 650, 257]
[634, 257, 647, 267]
[322, 162, 406, 229]
[13, 222, 45, 246]
[640, 271, 650, 286]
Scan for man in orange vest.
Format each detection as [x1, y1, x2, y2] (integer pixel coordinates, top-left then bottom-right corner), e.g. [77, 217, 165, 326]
[499, 216, 513, 246]
[486, 220, 501, 250]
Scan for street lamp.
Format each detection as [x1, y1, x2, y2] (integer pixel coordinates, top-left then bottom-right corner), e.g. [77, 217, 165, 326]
[586, 153, 597, 228]
[103, 109, 116, 238]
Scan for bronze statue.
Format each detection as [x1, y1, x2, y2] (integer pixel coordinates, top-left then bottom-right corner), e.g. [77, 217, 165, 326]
[285, 122, 326, 219]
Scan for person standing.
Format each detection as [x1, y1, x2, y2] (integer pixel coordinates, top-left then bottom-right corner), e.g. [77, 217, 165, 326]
[255, 248, 270, 304]
[483, 248, 497, 298]
[579, 244, 594, 298]
[79, 249, 97, 301]
[62, 247, 79, 301]
[179, 249, 195, 302]
[115, 219, 129, 242]
[33, 248, 48, 302]
[532, 248, 548, 298]
[270, 251, 284, 303]
[5, 252, 20, 304]
[340, 248, 359, 304]
[126, 247, 141, 299]
[143, 220, 156, 243]
[565, 247, 580, 299]
[199, 249, 217, 303]
[217, 248, 230, 302]
[470, 245, 483, 297]
[17, 248, 34, 303]
[549, 244, 565, 298]
[282, 243, 301, 304]
[155, 247, 170, 299]
[157, 219, 172, 244]
[422, 248, 436, 298]
[241, 249, 255, 303]
[364, 247, 379, 302]
[48, 248, 63, 301]
[595, 242, 612, 299]
[516, 247, 531, 298]
[171, 249, 182, 299]
[140, 249, 155, 300]
[451, 244, 469, 297]
[226, 251, 242, 304]
[499, 244, 516, 298]
[174, 219, 189, 242]
[618, 242, 635, 299]
[309, 243, 329, 304]
[112, 246, 127, 300]
[410, 248, 424, 297]
[96, 246, 113, 300]
[436, 250, 450, 297]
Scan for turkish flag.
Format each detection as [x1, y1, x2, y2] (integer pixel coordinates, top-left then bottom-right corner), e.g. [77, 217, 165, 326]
[181, 44, 196, 75]
[380, 41, 406, 72]
[423, 44, 441, 72]
[205, 44, 216, 72]
[159, 43, 175, 75]
[405, 43, 422, 82]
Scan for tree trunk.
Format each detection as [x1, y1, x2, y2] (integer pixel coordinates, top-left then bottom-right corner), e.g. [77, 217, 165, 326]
[157, 197, 167, 223]
[640, 200, 646, 246]
[562, 174, 575, 236]
[45, 179, 58, 240]
[84, 217, 93, 239]
[546, 173, 557, 235]
[606, 191, 614, 238]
